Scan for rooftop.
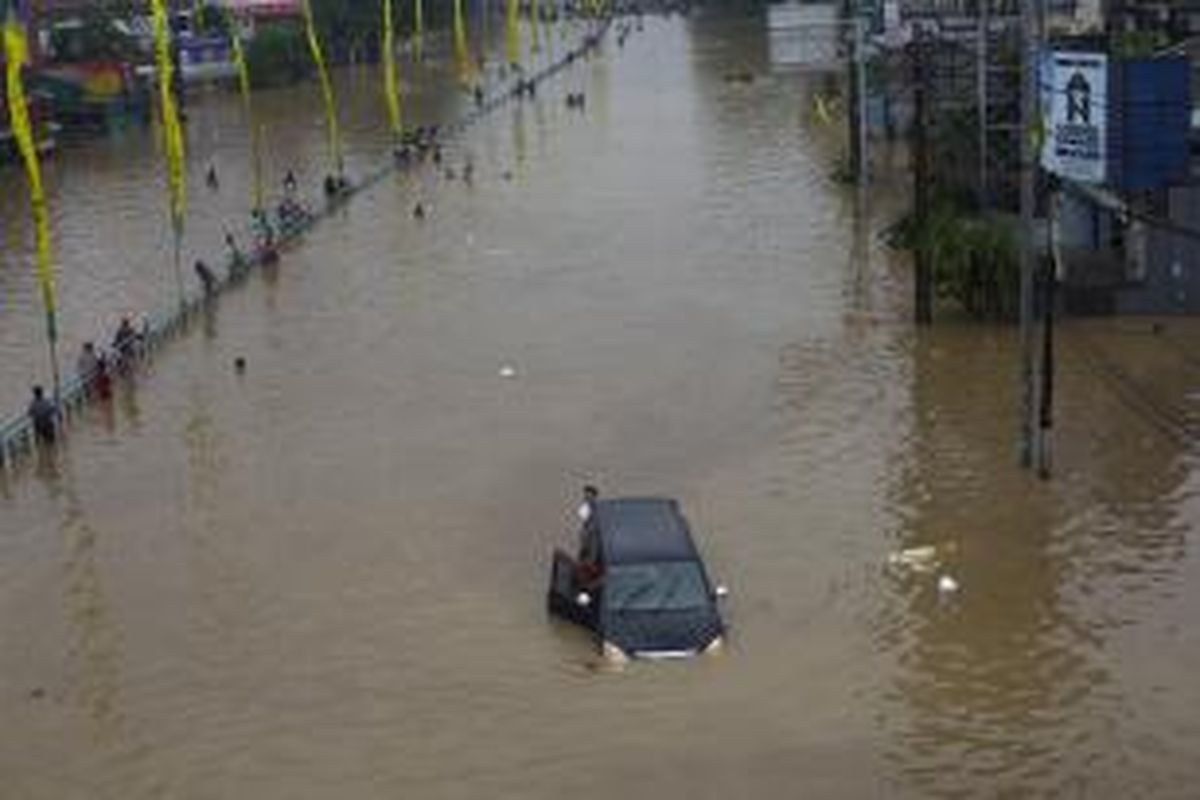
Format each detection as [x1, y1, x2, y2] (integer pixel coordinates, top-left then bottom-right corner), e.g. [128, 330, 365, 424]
[593, 497, 700, 565]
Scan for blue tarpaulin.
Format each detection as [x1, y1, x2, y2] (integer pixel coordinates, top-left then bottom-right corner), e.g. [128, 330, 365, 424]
[1108, 56, 1191, 190]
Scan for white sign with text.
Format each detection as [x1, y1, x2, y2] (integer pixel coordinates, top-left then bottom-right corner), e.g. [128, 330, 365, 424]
[1041, 51, 1108, 184]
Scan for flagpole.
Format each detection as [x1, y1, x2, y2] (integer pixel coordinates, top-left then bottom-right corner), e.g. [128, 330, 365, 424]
[172, 220, 185, 312]
[46, 310, 62, 406]
[5, 10, 63, 408]
[150, 0, 188, 314]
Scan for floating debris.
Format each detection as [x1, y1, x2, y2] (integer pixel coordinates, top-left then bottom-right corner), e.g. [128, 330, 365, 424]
[886, 545, 939, 574]
[937, 574, 960, 595]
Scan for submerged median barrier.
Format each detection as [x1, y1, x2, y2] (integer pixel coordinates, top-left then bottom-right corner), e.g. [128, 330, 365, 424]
[0, 18, 614, 474]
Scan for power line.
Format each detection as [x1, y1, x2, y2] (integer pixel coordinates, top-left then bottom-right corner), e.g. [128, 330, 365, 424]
[1058, 177, 1200, 244]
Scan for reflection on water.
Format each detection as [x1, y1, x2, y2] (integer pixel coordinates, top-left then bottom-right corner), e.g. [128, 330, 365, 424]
[878, 321, 1199, 796]
[2, 9, 1200, 799]
[60, 485, 128, 747]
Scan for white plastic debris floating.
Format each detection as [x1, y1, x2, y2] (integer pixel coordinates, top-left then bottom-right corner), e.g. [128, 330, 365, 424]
[937, 574, 960, 595]
[499, 363, 517, 379]
[886, 545, 939, 574]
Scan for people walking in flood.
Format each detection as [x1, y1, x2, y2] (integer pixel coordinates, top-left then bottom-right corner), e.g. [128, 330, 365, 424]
[324, 173, 350, 199]
[252, 207, 277, 252]
[77, 342, 100, 384]
[225, 232, 248, 281]
[93, 353, 113, 400]
[0, 23, 617, 475]
[194, 259, 218, 298]
[278, 195, 309, 232]
[27, 385, 58, 445]
[113, 315, 140, 365]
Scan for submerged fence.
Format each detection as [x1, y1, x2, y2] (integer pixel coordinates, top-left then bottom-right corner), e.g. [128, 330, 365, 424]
[0, 18, 613, 472]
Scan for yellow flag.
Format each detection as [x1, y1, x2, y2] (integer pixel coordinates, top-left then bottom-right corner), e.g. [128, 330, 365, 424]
[3, 14, 57, 329]
[227, 18, 263, 210]
[452, 0, 470, 86]
[383, 0, 402, 136]
[149, 0, 186, 229]
[506, 0, 520, 66]
[530, 0, 540, 55]
[301, 0, 342, 174]
[813, 93, 832, 126]
[412, 0, 423, 62]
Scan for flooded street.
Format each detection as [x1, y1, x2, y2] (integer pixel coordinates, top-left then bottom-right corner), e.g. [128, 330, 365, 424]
[4, 10, 1200, 798]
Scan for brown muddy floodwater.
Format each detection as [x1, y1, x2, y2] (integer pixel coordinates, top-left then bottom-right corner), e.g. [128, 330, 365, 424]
[3, 10, 1200, 799]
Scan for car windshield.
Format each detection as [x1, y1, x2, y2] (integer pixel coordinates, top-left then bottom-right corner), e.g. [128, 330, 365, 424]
[605, 562, 710, 612]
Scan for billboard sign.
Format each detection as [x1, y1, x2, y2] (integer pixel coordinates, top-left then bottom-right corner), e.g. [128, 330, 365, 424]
[1041, 51, 1108, 184]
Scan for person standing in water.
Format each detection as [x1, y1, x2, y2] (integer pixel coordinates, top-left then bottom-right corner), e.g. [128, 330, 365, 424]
[195, 260, 218, 298]
[27, 385, 59, 445]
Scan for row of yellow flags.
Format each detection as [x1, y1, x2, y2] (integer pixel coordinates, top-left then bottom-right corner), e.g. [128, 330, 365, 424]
[4, 0, 602, 391]
[4, 8, 58, 381]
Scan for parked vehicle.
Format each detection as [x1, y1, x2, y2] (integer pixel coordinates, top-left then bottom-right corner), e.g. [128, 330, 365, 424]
[547, 493, 727, 661]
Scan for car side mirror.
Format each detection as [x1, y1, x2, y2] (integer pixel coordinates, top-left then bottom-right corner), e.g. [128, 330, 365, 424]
[714, 584, 729, 599]
[575, 591, 592, 608]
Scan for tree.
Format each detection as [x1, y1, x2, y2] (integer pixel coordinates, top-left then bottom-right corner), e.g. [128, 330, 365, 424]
[245, 23, 310, 87]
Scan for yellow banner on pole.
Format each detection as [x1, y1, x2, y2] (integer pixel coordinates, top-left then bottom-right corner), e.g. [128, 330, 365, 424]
[530, 0, 540, 55]
[383, 0, 402, 137]
[3, 14, 57, 332]
[506, 0, 520, 67]
[300, 0, 342, 175]
[412, 0, 423, 62]
[149, 0, 187, 229]
[452, 0, 470, 86]
[228, 19, 264, 210]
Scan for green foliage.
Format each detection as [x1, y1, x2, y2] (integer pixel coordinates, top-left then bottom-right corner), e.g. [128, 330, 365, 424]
[1113, 30, 1169, 59]
[310, 0, 383, 52]
[48, 2, 143, 63]
[193, 3, 233, 36]
[245, 23, 310, 87]
[830, 151, 855, 184]
[887, 201, 1019, 320]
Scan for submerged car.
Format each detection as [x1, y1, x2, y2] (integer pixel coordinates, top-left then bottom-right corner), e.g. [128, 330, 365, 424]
[547, 494, 727, 660]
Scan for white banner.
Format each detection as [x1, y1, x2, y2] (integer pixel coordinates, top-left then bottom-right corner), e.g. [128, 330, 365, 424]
[1041, 51, 1108, 184]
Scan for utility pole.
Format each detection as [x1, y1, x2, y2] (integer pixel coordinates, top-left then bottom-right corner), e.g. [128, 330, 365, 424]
[1038, 183, 1060, 479]
[977, 0, 988, 210]
[842, 0, 868, 188]
[855, 14, 868, 189]
[844, 0, 860, 183]
[1018, 0, 1042, 468]
[912, 32, 933, 325]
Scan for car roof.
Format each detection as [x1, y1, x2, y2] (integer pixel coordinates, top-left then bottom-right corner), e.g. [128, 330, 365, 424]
[593, 497, 700, 565]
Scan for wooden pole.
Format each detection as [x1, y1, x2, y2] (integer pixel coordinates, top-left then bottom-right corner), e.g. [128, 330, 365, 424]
[913, 34, 933, 325]
[1018, 0, 1041, 467]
